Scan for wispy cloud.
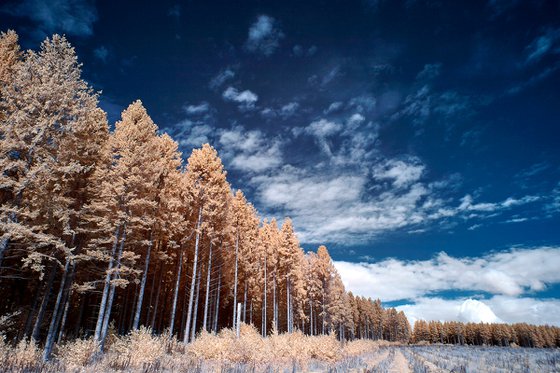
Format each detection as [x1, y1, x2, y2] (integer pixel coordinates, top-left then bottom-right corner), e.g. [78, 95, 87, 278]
[244, 15, 284, 56]
[3, 0, 98, 38]
[222, 86, 259, 111]
[209, 68, 235, 90]
[525, 28, 560, 65]
[184, 102, 211, 115]
[218, 126, 283, 173]
[93, 45, 109, 63]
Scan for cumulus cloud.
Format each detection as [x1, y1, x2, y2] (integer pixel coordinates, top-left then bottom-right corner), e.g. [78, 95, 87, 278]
[222, 86, 259, 111]
[4, 0, 98, 38]
[396, 296, 560, 326]
[218, 126, 282, 173]
[244, 15, 284, 56]
[334, 247, 560, 302]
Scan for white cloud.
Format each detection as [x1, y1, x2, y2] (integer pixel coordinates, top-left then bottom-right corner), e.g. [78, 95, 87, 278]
[244, 15, 284, 56]
[171, 120, 213, 149]
[304, 119, 343, 156]
[222, 86, 259, 111]
[372, 158, 425, 188]
[458, 194, 539, 213]
[335, 247, 560, 302]
[396, 296, 560, 327]
[324, 101, 343, 114]
[280, 102, 299, 118]
[5, 0, 98, 38]
[218, 126, 282, 173]
[184, 102, 210, 115]
[209, 68, 235, 90]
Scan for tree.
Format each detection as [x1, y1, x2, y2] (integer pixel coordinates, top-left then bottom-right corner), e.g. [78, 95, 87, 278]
[182, 144, 230, 343]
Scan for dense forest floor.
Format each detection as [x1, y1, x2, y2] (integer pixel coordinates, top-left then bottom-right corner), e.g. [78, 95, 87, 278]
[1, 325, 559, 372]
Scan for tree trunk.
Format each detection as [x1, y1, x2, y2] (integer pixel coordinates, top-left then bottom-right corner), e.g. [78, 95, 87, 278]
[100, 226, 127, 350]
[184, 207, 202, 344]
[286, 276, 290, 333]
[202, 242, 212, 332]
[322, 291, 326, 335]
[263, 255, 267, 337]
[132, 235, 153, 330]
[232, 231, 239, 329]
[0, 236, 8, 270]
[22, 282, 42, 340]
[190, 269, 201, 341]
[43, 260, 70, 361]
[273, 275, 277, 332]
[32, 263, 57, 342]
[94, 225, 121, 341]
[243, 280, 247, 323]
[236, 303, 242, 338]
[57, 289, 71, 343]
[150, 263, 163, 330]
[213, 265, 221, 335]
[146, 260, 158, 327]
[309, 299, 313, 336]
[169, 248, 183, 336]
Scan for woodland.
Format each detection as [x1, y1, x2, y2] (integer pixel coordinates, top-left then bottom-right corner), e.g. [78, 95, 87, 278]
[0, 30, 558, 370]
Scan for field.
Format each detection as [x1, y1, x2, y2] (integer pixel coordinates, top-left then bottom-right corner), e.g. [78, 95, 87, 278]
[1, 326, 559, 372]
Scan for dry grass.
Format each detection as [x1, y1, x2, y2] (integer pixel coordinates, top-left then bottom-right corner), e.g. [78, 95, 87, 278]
[0, 325, 386, 372]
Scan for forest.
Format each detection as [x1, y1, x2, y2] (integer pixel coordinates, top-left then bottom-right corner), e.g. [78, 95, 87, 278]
[0, 29, 559, 369]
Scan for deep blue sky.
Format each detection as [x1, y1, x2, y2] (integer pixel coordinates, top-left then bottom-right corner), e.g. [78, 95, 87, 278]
[2, 0, 560, 325]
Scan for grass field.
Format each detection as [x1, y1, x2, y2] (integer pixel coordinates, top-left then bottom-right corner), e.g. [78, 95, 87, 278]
[1, 326, 559, 372]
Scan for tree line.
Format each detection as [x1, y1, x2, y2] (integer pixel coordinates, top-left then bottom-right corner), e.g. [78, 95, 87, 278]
[412, 320, 560, 348]
[0, 30, 410, 361]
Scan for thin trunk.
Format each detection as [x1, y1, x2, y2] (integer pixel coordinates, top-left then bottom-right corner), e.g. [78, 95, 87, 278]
[146, 260, 159, 326]
[322, 291, 325, 335]
[190, 269, 201, 341]
[0, 236, 8, 270]
[169, 248, 184, 336]
[74, 294, 86, 338]
[118, 287, 129, 334]
[94, 225, 121, 341]
[236, 302, 242, 338]
[213, 265, 221, 335]
[150, 263, 163, 330]
[32, 263, 57, 342]
[57, 289, 71, 343]
[243, 280, 247, 323]
[250, 300, 253, 326]
[232, 231, 239, 329]
[263, 255, 267, 337]
[184, 207, 202, 344]
[100, 227, 127, 350]
[133, 235, 153, 329]
[22, 283, 42, 340]
[273, 275, 277, 332]
[202, 242, 212, 332]
[128, 284, 138, 331]
[286, 276, 290, 333]
[309, 299, 313, 336]
[43, 260, 70, 361]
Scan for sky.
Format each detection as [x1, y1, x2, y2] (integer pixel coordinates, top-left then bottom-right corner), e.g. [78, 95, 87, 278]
[2, 0, 560, 326]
